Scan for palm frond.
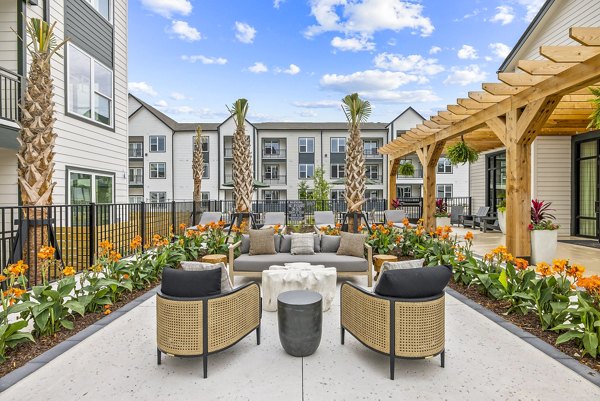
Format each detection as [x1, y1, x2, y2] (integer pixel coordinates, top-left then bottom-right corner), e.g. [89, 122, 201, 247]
[342, 93, 371, 126]
[227, 98, 249, 129]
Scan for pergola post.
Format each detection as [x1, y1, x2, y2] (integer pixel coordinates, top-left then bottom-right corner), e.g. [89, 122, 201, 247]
[388, 158, 399, 209]
[486, 96, 561, 257]
[416, 141, 446, 231]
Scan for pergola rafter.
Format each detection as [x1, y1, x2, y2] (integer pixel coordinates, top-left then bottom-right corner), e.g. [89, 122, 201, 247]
[379, 26, 600, 258]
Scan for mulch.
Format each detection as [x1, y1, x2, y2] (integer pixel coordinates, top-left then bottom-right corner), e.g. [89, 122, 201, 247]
[0, 281, 159, 378]
[449, 280, 600, 374]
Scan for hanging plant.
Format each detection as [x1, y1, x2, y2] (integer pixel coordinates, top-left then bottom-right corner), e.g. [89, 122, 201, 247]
[398, 162, 415, 176]
[587, 87, 600, 130]
[446, 136, 479, 165]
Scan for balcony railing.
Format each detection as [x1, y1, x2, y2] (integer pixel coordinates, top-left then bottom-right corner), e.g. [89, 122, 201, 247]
[366, 175, 383, 184]
[262, 149, 287, 159]
[129, 176, 143, 185]
[0, 67, 21, 123]
[397, 169, 424, 179]
[262, 174, 287, 185]
[364, 149, 382, 158]
[224, 147, 233, 158]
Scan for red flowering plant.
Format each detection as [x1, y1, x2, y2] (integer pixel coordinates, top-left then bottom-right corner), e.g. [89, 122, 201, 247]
[434, 199, 450, 217]
[529, 199, 559, 231]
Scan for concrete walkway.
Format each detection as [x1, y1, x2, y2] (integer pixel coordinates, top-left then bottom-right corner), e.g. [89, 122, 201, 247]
[2, 277, 600, 401]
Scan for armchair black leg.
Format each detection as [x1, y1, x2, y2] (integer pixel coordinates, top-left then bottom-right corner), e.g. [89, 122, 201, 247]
[390, 354, 395, 380]
[203, 355, 208, 379]
[441, 350, 445, 368]
[341, 327, 345, 345]
[157, 348, 161, 365]
[256, 325, 261, 345]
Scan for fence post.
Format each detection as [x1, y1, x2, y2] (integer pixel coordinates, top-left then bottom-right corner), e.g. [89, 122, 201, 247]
[140, 201, 146, 248]
[285, 200, 289, 226]
[171, 201, 177, 240]
[192, 200, 197, 226]
[88, 202, 96, 268]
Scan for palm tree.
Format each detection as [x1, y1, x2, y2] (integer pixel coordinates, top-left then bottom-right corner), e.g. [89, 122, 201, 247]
[227, 99, 253, 222]
[192, 126, 205, 224]
[342, 93, 370, 231]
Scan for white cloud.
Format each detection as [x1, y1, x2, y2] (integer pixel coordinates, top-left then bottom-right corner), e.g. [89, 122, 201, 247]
[298, 110, 318, 117]
[516, 0, 545, 21]
[235, 21, 256, 44]
[292, 100, 340, 108]
[454, 8, 484, 22]
[274, 0, 285, 8]
[128, 82, 157, 97]
[305, 0, 434, 38]
[140, 0, 192, 18]
[155, 100, 168, 108]
[373, 53, 444, 75]
[490, 5, 514, 25]
[429, 46, 441, 55]
[457, 45, 478, 60]
[170, 92, 188, 100]
[331, 36, 375, 52]
[248, 62, 268, 74]
[387, 38, 397, 46]
[169, 20, 201, 41]
[444, 65, 487, 86]
[489, 42, 511, 59]
[181, 55, 228, 65]
[360, 89, 440, 104]
[282, 64, 301, 75]
[320, 69, 423, 92]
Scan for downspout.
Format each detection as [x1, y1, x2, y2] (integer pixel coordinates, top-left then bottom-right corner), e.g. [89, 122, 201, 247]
[217, 126, 221, 201]
[43, 0, 50, 22]
[171, 130, 175, 201]
[320, 130, 323, 168]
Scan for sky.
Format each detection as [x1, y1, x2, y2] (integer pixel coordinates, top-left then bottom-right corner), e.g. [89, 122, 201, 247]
[127, 0, 546, 123]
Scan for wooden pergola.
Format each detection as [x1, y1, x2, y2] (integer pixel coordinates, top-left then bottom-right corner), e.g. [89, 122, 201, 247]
[379, 26, 600, 258]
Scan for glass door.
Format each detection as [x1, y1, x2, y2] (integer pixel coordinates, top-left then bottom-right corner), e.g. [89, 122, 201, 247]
[575, 139, 598, 238]
[486, 151, 506, 214]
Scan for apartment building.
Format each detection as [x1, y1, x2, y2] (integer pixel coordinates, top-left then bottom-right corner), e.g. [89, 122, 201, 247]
[128, 95, 469, 202]
[0, 0, 128, 206]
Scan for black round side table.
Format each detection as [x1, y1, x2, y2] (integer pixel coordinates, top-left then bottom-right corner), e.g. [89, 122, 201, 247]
[277, 290, 322, 357]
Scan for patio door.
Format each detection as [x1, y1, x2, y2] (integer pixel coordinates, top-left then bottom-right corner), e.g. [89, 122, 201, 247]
[574, 138, 599, 240]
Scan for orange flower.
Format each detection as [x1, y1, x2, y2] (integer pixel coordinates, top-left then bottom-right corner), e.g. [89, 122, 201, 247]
[514, 258, 529, 271]
[456, 252, 466, 262]
[567, 264, 585, 279]
[103, 309, 112, 315]
[464, 231, 474, 241]
[104, 304, 111, 309]
[335, 223, 342, 229]
[0, 275, 6, 281]
[443, 225, 452, 234]
[578, 275, 600, 294]
[371, 224, 377, 231]
[130, 235, 142, 250]
[357, 224, 365, 232]
[37, 245, 55, 260]
[109, 251, 122, 262]
[402, 218, 410, 227]
[273, 224, 281, 234]
[552, 259, 568, 274]
[387, 221, 394, 228]
[62, 266, 76, 276]
[536, 262, 553, 277]
[99, 240, 113, 251]
[441, 233, 449, 240]
[123, 273, 130, 280]
[435, 226, 443, 237]
[179, 223, 187, 232]
[6, 260, 28, 276]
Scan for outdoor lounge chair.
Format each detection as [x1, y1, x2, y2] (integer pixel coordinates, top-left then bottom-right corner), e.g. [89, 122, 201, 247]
[384, 209, 416, 228]
[156, 268, 262, 378]
[462, 206, 489, 229]
[340, 265, 451, 379]
[199, 211, 223, 225]
[450, 205, 465, 226]
[262, 212, 287, 233]
[314, 211, 336, 232]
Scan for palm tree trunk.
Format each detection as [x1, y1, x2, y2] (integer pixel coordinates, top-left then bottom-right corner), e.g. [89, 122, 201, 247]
[233, 127, 253, 226]
[345, 126, 366, 232]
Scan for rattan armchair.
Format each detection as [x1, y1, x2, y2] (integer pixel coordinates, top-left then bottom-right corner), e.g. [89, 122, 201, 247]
[156, 282, 262, 378]
[340, 282, 445, 380]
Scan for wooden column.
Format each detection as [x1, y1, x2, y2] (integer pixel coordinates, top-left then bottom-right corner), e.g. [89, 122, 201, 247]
[485, 96, 561, 258]
[388, 158, 399, 209]
[416, 141, 446, 231]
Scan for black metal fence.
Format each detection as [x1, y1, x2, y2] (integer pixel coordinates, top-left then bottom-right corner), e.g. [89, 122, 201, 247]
[0, 67, 21, 123]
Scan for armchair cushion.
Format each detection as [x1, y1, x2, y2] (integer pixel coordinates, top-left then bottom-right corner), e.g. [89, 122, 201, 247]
[180, 261, 233, 292]
[337, 232, 366, 259]
[249, 229, 277, 255]
[161, 266, 221, 298]
[374, 265, 452, 298]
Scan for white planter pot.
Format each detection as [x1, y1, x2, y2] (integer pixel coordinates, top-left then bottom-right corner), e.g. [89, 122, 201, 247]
[435, 217, 451, 227]
[530, 229, 558, 264]
[498, 210, 506, 234]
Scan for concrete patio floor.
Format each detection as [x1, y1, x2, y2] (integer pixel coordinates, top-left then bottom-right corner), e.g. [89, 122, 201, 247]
[2, 276, 600, 401]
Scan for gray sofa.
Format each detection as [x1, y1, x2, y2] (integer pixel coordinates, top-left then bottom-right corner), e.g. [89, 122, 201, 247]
[228, 234, 372, 287]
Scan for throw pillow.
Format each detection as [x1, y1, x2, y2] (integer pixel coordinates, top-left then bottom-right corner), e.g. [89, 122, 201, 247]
[336, 231, 366, 258]
[381, 259, 425, 272]
[240, 234, 250, 254]
[249, 229, 276, 255]
[161, 267, 221, 298]
[374, 265, 452, 298]
[279, 235, 292, 253]
[290, 233, 315, 255]
[321, 235, 341, 253]
[314, 234, 321, 253]
[180, 261, 233, 292]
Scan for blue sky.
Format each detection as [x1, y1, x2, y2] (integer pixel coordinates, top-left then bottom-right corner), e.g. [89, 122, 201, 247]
[128, 0, 545, 123]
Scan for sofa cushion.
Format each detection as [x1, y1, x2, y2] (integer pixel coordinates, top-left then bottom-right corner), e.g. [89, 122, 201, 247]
[234, 253, 367, 272]
[291, 233, 315, 255]
[337, 232, 366, 258]
[279, 234, 320, 253]
[161, 266, 221, 298]
[180, 261, 233, 292]
[321, 235, 341, 253]
[249, 229, 277, 255]
[241, 233, 279, 254]
[374, 265, 452, 299]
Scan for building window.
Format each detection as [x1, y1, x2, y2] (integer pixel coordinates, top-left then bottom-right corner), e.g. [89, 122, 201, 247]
[397, 186, 412, 198]
[129, 195, 143, 204]
[264, 190, 280, 201]
[437, 158, 452, 174]
[264, 165, 279, 179]
[264, 139, 280, 155]
[86, 0, 111, 22]
[129, 167, 143, 184]
[299, 164, 314, 179]
[363, 140, 378, 156]
[67, 44, 113, 127]
[150, 136, 166, 152]
[367, 190, 379, 199]
[331, 190, 345, 201]
[365, 165, 379, 180]
[193, 136, 209, 152]
[437, 184, 453, 198]
[149, 162, 166, 179]
[331, 164, 345, 179]
[202, 163, 209, 179]
[150, 192, 167, 203]
[68, 170, 114, 205]
[129, 142, 143, 158]
[299, 138, 314, 153]
[331, 138, 346, 153]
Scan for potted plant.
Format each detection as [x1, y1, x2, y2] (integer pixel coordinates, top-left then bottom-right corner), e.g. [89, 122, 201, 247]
[434, 199, 451, 227]
[446, 137, 479, 165]
[497, 199, 506, 234]
[398, 162, 415, 177]
[529, 199, 559, 264]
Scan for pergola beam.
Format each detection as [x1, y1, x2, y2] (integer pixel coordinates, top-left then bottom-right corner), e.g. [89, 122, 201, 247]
[517, 60, 575, 75]
[540, 46, 600, 62]
[498, 72, 548, 86]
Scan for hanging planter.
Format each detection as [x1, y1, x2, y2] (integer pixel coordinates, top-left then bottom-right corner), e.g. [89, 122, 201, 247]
[446, 136, 479, 165]
[398, 162, 415, 176]
[587, 87, 600, 129]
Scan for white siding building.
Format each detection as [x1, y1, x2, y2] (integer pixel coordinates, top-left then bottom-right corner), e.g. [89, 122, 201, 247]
[0, 0, 128, 206]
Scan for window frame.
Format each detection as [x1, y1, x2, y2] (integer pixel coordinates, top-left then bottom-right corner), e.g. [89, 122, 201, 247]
[330, 164, 345, 179]
[66, 43, 114, 128]
[363, 139, 379, 155]
[149, 136, 166, 153]
[331, 189, 345, 201]
[66, 168, 115, 205]
[264, 139, 281, 155]
[264, 164, 279, 179]
[202, 163, 209, 179]
[437, 157, 453, 174]
[128, 142, 143, 158]
[436, 184, 453, 198]
[149, 192, 167, 203]
[129, 195, 144, 204]
[149, 162, 166, 179]
[299, 163, 314, 179]
[129, 167, 143, 184]
[263, 190, 280, 201]
[365, 164, 380, 180]
[330, 137, 346, 153]
[86, 0, 112, 23]
[299, 137, 315, 153]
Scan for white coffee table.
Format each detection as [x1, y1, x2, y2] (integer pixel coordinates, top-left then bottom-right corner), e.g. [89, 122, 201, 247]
[262, 263, 337, 312]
